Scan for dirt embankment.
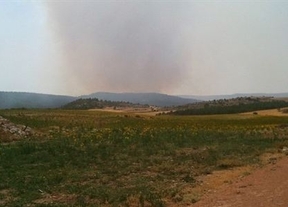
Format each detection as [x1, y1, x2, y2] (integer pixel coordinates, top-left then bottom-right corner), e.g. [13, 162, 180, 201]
[191, 154, 288, 207]
[242, 108, 288, 116]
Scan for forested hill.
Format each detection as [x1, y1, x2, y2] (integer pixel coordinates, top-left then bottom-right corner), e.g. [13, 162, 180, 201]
[181, 93, 288, 101]
[0, 91, 197, 109]
[0, 92, 76, 109]
[62, 98, 148, 109]
[170, 97, 288, 115]
[81, 92, 198, 107]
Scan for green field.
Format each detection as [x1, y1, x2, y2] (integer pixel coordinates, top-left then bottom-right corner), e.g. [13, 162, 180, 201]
[1, 109, 288, 206]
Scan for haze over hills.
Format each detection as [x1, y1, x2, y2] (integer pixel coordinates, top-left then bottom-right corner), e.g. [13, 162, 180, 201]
[81, 92, 198, 107]
[0, 91, 197, 109]
[0, 92, 76, 109]
[181, 93, 288, 101]
[1, 91, 288, 109]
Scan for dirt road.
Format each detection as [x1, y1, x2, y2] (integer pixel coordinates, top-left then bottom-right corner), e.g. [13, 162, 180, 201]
[191, 155, 288, 207]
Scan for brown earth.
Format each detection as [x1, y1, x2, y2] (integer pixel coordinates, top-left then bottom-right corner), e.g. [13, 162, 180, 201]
[190, 153, 288, 207]
[242, 108, 288, 116]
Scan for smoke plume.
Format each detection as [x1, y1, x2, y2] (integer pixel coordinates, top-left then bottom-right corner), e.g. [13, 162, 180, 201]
[45, 1, 288, 95]
[45, 2, 191, 94]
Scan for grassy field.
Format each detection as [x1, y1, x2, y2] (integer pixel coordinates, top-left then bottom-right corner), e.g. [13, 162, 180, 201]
[1, 109, 288, 206]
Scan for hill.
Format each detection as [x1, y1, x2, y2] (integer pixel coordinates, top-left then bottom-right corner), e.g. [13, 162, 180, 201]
[81, 92, 198, 107]
[62, 98, 149, 110]
[181, 93, 288, 101]
[170, 96, 288, 115]
[0, 91, 197, 109]
[0, 92, 76, 109]
[2, 91, 287, 110]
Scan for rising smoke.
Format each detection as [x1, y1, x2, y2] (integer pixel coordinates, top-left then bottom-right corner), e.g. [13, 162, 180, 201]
[45, 1, 288, 96]
[45, 1, 193, 94]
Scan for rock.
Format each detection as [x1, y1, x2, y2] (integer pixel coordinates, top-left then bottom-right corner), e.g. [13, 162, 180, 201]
[0, 115, 34, 139]
[282, 147, 288, 155]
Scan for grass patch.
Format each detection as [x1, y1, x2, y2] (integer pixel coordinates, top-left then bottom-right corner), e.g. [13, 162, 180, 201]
[1, 109, 288, 206]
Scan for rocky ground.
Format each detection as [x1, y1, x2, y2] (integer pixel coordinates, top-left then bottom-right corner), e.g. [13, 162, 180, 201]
[0, 115, 33, 142]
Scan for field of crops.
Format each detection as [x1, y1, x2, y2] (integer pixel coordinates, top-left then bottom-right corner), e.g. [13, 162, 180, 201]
[1, 109, 288, 206]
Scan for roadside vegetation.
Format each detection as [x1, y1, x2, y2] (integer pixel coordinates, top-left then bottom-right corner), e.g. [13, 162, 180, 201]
[1, 109, 288, 206]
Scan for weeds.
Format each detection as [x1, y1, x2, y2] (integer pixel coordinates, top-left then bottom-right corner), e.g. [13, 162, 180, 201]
[0, 109, 288, 206]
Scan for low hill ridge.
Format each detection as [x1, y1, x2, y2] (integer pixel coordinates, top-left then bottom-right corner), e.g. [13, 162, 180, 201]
[0, 91, 197, 108]
[181, 93, 288, 101]
[81, 92, 197, 107]
[62, 98, 148, 110]
[0, 92, 76, 109]
[171, 96, 288, 115]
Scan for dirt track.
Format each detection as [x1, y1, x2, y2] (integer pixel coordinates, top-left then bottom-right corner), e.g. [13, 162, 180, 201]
[191, 155, 288, 207]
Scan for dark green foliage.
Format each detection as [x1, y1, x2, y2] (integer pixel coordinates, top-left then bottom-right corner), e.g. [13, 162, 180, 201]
[171, 99, 288, 115]
[62, 98, 148, 110]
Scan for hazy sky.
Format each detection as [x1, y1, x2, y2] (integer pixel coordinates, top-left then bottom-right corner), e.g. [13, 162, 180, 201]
[1, 1, 288, 96]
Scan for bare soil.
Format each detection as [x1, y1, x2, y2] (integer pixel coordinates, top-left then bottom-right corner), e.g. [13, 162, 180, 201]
[190, 153, 288, 207]
[242, 108, 288, 116]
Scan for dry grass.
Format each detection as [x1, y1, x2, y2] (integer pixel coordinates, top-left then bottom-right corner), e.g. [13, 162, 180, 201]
[242, 108, 288, 116]
[1, 109, 288, 206]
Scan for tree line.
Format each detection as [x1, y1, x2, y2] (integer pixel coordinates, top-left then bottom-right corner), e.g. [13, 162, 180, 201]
[62, 98, 148, 109]
[170, 100, 288, 115]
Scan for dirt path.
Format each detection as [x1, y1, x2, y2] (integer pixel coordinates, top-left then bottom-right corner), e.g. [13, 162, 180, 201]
[191, 155, 288, 207]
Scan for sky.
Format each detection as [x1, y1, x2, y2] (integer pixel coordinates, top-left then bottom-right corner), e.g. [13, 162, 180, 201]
[1, 0, 288, 96]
